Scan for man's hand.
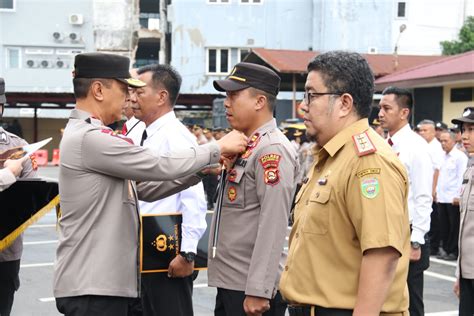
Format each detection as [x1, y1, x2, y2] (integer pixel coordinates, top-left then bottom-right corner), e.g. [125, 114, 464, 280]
[167, 255, 194, 278]
[243, 295, 270, 316]
[217, 130, 247, 156]
[453, 278, 460, 298]
[4, 156, 28, 177]
[453, 198, 460, 206]
[409, 247, 421, 262]
[221, 154, 238, 171]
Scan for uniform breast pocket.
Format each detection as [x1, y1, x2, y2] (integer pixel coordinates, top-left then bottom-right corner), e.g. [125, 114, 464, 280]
[302, 188, 331, 235]
[123, 180, 136, 205]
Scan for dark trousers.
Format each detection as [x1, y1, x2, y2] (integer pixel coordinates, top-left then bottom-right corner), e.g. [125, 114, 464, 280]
[459, 277, 474, 316]
[438, 203, 460, 256]
[215, 288, 287, 316]
[0, 260, 20, 316]
[203, 174, 218, 209]
[56, 295, 138, 316]
[407, 239, 430, 316]
[429, 202, 440, 253]
[141, 272, 194, 316]
[288, 305, 352, 316]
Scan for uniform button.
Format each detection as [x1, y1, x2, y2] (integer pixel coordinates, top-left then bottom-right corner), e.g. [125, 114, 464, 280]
[265, 289, 269, 294]
[315, 192, 320, 198]
[295, 232, 299, 238]
[284, 265, 288, 271]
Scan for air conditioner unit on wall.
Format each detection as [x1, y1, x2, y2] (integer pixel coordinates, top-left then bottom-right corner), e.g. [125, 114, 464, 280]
[69, 14, 84, 25]
[40, 60, 53, 68]
[53, 32, 64, 42]
[56, 59, 68, 68]
[69, 32, 80, 42]
[368, 47, 378, 54]
[26, 59, 37, 68]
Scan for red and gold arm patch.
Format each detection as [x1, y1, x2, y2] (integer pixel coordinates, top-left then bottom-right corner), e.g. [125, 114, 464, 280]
[259, 153, 281, 186]
[101, 129, 134, 145]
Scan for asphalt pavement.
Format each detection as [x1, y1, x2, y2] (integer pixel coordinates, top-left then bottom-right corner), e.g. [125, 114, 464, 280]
[10, 166, 460, 315]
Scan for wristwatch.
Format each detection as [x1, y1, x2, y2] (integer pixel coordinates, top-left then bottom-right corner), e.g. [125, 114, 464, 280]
[179, 251, 196, 263]
[410, 242, 421, 250]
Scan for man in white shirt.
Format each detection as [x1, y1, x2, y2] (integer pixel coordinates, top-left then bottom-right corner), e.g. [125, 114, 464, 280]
[379, 86, 433, 316]
[121, 70, 146, 143]
[437, 130, 468, 260]
[418, 119, 445, 257]
[132, 64, 208, 316]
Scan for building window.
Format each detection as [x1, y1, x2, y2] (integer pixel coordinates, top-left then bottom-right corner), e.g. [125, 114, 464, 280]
[397, 2, 406, 18]
[240, 0, 262, 4]
[207, 48, 230, 74]
[0, 0, 14, 10]
[207, 0, 230, 4]
[238, 48, 251, 62]
[6, 48, 20, 68]
[451, 87, 473, 102]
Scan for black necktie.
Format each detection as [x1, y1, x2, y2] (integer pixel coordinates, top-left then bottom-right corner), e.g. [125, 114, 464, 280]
[140, 130, 148, 146]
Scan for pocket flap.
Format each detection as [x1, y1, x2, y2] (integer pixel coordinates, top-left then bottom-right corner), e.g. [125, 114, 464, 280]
[228, 165, 245, 184]
[309, 189, 331, 204]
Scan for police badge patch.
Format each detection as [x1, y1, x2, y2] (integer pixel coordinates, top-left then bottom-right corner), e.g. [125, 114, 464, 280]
[259, 153, 281, 186]
[228, 186, 237, 202]
[361, 178, 380, 199]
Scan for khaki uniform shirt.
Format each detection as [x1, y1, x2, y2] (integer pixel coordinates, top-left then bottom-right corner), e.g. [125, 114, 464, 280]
[280, 119, 410, 312]
[208, 119, 299, 299]
[458, 158, 474, 279]
[0, 127, 37, 262]
[54, 109, 220, 298]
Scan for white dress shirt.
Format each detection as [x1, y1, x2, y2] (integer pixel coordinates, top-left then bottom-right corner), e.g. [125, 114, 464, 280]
[436, 146, 468, 203]
[125, 116, 146, 145]
[139, 111, 207, 253]
[427, 138, 444, 171]
[389, 123, 433, 244]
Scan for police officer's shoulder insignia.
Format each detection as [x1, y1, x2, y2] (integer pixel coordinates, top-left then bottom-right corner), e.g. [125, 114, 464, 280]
[361, 177, 380, 199]
[101, 128, 134, 145]
[259, 153, 281, 186]
[0, 131, 7, 144]
[352, 132, 376, 157]
[228, 169, 237, 182]
[228, 186, 237, 202]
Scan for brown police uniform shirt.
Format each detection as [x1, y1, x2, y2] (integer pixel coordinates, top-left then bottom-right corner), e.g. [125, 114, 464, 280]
[208, 119, 299, 299]
[279, 119, 410, 312]
[54, 109, 220, 298]
[0, 127, 37, 262]
[458, 157, 474, 279]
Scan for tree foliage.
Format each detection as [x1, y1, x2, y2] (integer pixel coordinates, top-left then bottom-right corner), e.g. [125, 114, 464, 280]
[440, 16, 474, 55]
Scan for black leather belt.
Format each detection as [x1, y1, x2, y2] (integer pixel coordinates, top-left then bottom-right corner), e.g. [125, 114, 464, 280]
[288, 305, 352, 316]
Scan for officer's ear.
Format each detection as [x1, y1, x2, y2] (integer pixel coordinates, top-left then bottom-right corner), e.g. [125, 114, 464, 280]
[400, 107, 410, 120]
[337, 93, 354, 118]
[254, 94, 267, 111]
[90, 80, 106, 101]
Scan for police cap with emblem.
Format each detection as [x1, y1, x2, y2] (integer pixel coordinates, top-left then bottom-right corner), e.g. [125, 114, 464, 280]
[213, 62, 281, 96]
[73, 53, 145, 88]
[0, 77, 6, 104]
[435, 121, 448, 130]
[452, 107, 474, 125]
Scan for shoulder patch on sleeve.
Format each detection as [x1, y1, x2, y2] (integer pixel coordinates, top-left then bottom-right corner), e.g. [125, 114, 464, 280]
[352, 132, 377, 157]
[259, 153, 281, 186]
[101, 129, 134, 145]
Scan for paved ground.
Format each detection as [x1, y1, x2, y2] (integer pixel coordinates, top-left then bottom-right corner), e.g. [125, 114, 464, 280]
[10, 166, 460, 315]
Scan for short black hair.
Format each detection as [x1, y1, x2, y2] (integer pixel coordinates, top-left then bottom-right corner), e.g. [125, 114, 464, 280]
[382, 86, 413, 110]
[307, 51, 374, 118]
[73, 78, 112, 99]
[137, 64, 182, 105]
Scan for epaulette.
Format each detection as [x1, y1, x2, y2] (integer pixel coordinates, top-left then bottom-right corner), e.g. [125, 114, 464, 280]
[352, 131, 376, 157]
[101, 129, 134, 145]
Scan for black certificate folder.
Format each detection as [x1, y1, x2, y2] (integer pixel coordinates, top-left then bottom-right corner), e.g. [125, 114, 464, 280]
[140, 212, 212, 273]
[0, 179, 59, 251]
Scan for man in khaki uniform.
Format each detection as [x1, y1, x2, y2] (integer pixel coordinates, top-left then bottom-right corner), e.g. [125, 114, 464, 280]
[0, 77, 38, 316]
[208, 62, 299, 316]
[451, 107, 474, 315]
[279, 51, 410, 316]
[54, 53, 247, 316]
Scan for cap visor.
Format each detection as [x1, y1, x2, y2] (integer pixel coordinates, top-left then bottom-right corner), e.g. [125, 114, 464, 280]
[0, 95, 6, 104]
[452, 117, 474, 125]
[213, 79, 249, 92]
[117, 78, 146, 88]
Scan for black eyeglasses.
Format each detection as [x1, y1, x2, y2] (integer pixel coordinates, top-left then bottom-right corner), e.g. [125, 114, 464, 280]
[304, 91, 342, 105]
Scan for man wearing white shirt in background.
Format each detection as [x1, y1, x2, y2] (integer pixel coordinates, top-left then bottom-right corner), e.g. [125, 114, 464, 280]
[131, 64, 207, 316]
[121, 69, 146, 143]
[378, 86, 433, 316]
[437, 130, 468, 261]
[418, 119, 445, 257]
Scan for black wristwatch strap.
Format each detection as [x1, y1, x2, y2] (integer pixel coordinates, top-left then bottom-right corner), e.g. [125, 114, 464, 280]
[180, 251, 196, 262]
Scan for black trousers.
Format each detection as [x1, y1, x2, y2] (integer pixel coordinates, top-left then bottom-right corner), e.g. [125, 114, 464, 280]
[407, 239, 430, 316]
[459, 277, 474, 316]
[429, 202, 440, 253]
[438, 203, 460, 256]
[214, 288, 287, 316]
[56, 295, 138, 316]
[0, 259, 20, 316]
[288, 305, 352, 316]
[141, 272, 194, 316]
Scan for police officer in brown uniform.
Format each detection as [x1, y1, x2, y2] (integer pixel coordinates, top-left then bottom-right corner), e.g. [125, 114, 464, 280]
[208, 62, 299, 316]
[0, 77, 38, 316]
[53, 53, 247, 316]
[279, 51, 410, 316]
[451, 107, 474, 315]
